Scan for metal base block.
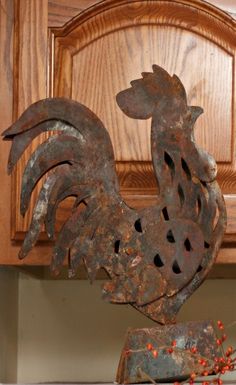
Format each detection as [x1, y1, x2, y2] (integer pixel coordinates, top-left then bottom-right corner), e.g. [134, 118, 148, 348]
[116, 320, 223, 383]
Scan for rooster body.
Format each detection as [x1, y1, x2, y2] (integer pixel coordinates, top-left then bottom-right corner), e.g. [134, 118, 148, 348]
[3, 65, 226, 324]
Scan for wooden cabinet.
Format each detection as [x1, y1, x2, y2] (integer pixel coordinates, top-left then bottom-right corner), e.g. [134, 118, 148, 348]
[1, 0, 236, 266]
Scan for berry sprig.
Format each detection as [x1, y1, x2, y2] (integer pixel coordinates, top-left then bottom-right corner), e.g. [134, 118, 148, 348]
[144, 320, 236, 385]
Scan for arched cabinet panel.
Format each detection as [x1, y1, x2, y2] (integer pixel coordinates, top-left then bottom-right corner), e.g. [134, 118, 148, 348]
[1, 0, 236, 265]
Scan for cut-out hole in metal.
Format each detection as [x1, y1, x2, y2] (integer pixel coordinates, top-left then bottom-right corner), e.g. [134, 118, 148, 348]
[167, 229, 175, 243]
[184, 238, 192, 252]
[181, 158, 191, 180]
[114, 240, 120, 254]
[134, 218, 143, 233]
[204, 241, 210, 249]
[154, 254, 164, 267]
[162, 207, 169, 221]
[178, 184, 185, 206]
[172, 260, 182, 274]
[164, 151, 175, 179]
[197, 197, 202, 217]
[197, 265, 203, 273]
[213, 203, 220, 231]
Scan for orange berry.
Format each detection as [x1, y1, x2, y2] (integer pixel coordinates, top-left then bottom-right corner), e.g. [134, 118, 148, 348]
[198, 359, 205, 365]
[203, 371, 209, 376]
[147, 343, 153, 351]
[190, 372, 196, 380]
[222, 334, 227, 341]
[191, 346, 197, 354]
[171, 340, 177, 347]
[174, 382, 180, 385]
[217, 379, 223, 385]
[152, 349, 158, 358]
[168, 347, 174, 354]
[216, 339, 222, 346]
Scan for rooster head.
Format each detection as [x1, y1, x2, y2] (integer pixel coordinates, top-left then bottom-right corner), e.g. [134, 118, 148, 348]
[116, 64, 189, 121]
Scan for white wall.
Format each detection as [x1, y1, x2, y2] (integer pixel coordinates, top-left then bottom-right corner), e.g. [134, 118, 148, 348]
[0, 268, 18, 383]
[17, 274, 236, 383]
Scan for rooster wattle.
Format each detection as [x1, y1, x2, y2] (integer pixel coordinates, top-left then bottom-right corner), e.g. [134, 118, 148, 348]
[2, 65, 226, 324]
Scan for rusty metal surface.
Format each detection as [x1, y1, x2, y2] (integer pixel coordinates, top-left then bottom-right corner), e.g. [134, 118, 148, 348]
[116, 320, 223, 383]
[2, 65, 226, 324]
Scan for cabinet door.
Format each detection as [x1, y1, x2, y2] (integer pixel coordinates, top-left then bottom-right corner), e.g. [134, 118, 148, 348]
[1, 0, 236, 265]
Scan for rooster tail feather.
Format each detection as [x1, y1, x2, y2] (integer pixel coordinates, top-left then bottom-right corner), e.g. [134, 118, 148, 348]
[18, 171, 59, 259]
[50, 201, 99, 274]
[20, 134, 85, 215]
[3, 98, 115, 174]
[3, 98, 119, 262]
[45, 184, 92, 241]
[50, 208, 84, 275]
[5, 120, 82, 175]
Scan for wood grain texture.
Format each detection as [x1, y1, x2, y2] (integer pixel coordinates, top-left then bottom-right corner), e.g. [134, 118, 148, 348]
[0, 0, 53, 265]
[51, 0, 236, 243]
[0, 0, 15, 260]
[70, 25, 232, 162]
[12, 0, 48, 237]
[48, 0, 101, 27]
[13, 0, 236, 242]
[48, 0, 236, 28]
[208, 0, 236, 17]
[3, 0, 236, 266]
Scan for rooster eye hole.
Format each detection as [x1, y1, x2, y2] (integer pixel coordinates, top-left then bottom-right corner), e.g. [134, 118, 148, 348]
[134, 218, 142, 233]
[172, 260, 182, 274]
[204, 241, 210, 249]
[114, 240, 120, 254]
[154, 253, 164, 267]
[167, 229, 175, 243]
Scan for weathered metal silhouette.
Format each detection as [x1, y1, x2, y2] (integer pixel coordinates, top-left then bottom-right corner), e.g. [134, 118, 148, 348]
[3, 65, 227, 382]
[3, 65, 226, 323]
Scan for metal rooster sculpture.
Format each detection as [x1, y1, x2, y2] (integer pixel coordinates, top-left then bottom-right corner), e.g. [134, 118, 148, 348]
[3, 65, 226, 326]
